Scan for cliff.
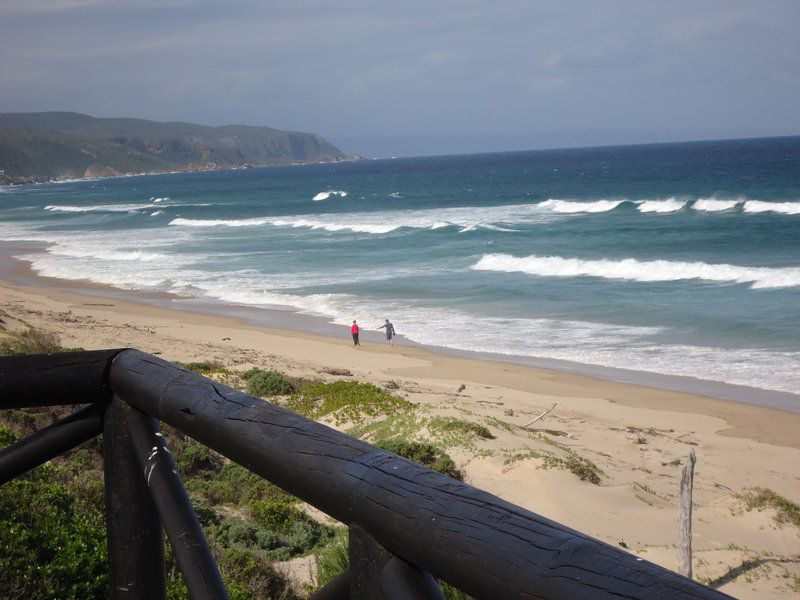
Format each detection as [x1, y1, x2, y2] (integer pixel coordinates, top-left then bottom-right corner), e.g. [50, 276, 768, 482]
[0, 112, 355, 183]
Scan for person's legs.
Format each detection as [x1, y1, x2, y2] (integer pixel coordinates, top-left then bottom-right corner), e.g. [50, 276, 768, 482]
[352, 333, 358, 345]
[355, 334, 360, 345]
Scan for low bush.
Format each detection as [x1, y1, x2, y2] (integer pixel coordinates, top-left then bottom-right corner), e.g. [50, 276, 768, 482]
[177, 444, 216, 476]
[429, 417, 493, 441]
[284, 381, 412, 424]
[0, 327, 61, 355]
[378, 439, 463, 481]
[246, 370, 296, 397]
[743, 488, 800, 528]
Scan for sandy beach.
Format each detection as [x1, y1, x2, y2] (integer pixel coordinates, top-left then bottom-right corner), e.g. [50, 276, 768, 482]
[2, 264, 799, 598]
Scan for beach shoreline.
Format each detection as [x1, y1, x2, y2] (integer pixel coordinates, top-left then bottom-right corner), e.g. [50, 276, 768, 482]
[3, 239, 798, 416]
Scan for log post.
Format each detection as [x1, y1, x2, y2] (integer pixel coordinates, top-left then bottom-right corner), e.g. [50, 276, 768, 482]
[0, 404, 102, 484]
[123, 403, 228, 600]
[679, 449, 697, 579]
[104, 396, 166, 599]
[349, 524, 444, 600]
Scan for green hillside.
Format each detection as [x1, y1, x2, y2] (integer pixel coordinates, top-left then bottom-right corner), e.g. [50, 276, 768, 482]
[0, 112, 354, 183]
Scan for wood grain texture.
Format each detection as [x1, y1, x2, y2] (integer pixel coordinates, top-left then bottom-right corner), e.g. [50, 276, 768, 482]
[0, 349, 123, 408]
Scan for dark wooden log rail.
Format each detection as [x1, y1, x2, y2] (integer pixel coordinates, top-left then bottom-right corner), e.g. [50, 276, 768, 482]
[0, 349, 733, 600]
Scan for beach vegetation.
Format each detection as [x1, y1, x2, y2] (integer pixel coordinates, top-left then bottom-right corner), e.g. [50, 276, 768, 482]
[503, 442, 604, 485]
[245, 369, 296, 397]
[0, 326, 84, 356]
[181, 360, 228, 375]
[282, 380, 412, 425]
[377, 439, 464, 481]
[742, 488, 800, 528]
[429, 416, 494, 444]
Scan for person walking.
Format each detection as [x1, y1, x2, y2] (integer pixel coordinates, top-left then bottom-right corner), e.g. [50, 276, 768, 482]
[351, 320, 360, 346]
[378, 319, 396, 347]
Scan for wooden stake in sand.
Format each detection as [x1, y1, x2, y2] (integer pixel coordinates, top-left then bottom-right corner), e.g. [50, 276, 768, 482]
[522, 402, 557, 428]
[679, 448, 697, 579]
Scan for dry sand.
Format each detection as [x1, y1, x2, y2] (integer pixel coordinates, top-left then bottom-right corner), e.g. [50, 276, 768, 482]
[1, 273, 799, 598]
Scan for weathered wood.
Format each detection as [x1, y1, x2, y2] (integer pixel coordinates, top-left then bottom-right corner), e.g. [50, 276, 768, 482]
[679, 449, 697, 579]
[522, 402, 557, 428]
[349, 524, 444, 600]
[123, 403, 229, 600]
[0, 403, 102, 484]
[0, 349, 122, 408]
[109, 349, 731, 600]
[104, 396, 165, 599]
[308, 569, 351, 600]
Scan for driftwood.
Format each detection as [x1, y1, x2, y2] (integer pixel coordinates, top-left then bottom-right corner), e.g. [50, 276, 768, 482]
[679, 449, 697, 579]
[522, 402, 557, 428]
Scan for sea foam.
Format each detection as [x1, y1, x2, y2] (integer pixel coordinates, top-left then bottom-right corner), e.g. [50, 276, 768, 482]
[636, 198, 686, 213]
[312, 190, 348, 201]
[537, 199, 624, 213]
[472, 253, 800, 289]
[691, 198, 740, 212]
[45, 203, 154, 213]
[743, 200, 800, 215]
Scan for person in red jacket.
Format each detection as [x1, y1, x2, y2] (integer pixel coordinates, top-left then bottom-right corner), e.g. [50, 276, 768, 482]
[351, 320, 360, 346]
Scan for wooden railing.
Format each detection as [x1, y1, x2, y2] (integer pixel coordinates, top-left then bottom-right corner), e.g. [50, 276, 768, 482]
[0, 349, 731, 599]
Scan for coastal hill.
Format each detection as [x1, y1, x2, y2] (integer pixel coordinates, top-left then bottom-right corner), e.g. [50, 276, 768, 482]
[0, 111, 355, 183]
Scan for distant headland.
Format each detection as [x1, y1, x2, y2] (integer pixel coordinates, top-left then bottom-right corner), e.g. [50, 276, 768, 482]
[0, 111, 360, 184]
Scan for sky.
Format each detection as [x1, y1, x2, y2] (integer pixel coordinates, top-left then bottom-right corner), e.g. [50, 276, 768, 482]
[1, 0, 799, 153]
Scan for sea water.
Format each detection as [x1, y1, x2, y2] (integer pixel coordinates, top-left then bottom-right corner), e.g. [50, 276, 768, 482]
[1, 136, 799, 397]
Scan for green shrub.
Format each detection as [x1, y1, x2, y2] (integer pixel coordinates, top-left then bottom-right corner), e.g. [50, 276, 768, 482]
[185, 463, 293, 507]
[181, 360, 226, 374]
[177, 444, 215, 476]
[313, 528, 349, 589]
[0, 470, 107, 598]
[284, 381, 412, 424]
[429, 417, 494, 440]
[378, 439, 463, 481]
[246, 370, 296, 397]
[0, 424, 16, 447]
[250, 500, 302, 531]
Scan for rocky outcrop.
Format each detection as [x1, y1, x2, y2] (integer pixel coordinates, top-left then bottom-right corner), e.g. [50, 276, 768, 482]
[0, 112, 358, 182]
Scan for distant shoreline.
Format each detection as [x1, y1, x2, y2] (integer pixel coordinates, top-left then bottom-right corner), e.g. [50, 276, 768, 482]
[1, 155, 363, 186]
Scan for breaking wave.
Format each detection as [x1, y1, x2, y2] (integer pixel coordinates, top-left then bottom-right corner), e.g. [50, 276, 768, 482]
[691, 198, 740, 212]
[637, 198, 686, 213]
[472, 253, 800, 289]
[312, 190, 348, 201]
[743, 200, 800, 215]
[536, 199, 624, 213]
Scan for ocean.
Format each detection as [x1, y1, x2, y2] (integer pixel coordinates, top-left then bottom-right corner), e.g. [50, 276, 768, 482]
[1, 136, 799, 400]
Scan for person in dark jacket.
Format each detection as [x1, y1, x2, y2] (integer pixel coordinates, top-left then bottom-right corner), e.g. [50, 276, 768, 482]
[351, 320, 360, 346]
[378, 319, 395, 347]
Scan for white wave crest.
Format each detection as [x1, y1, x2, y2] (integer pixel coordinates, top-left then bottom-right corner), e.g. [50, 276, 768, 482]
[743, 200, 800, 215]
[170, 217, 273, 228]
[151, 211, 164, 216]
[49, 243, 168, 262]
[44, 203, 153, 213]
[150, 196, 170, 203]
[691, 198, 740, 212]
[169, 202, 562, 234]
[537, 199, 624, 213]
[637, 198, 686, 213]
[313, 190, 348, 201]
[472, 253, 800, 289]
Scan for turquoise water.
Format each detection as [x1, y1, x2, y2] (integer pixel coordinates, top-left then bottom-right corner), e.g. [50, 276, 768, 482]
[1, 136, 799, 394]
